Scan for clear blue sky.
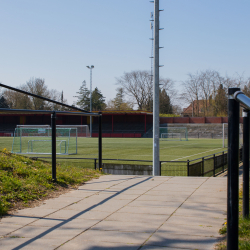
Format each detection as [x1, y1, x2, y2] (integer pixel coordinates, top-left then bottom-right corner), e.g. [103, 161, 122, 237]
[0, 0, 250, 107]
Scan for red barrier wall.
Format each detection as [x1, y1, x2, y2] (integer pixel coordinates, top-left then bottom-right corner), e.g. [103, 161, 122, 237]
[205, 117, 223, 123]
[189, 117, 206, 123]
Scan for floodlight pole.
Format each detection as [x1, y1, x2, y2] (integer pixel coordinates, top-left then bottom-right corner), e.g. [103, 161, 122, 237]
[153, 0, 160, 176]
[87, 65, 94, 137]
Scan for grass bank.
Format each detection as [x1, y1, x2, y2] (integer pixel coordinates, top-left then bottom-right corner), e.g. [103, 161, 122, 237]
[216, 188, 250, 249]
[0, 149, 102, 216]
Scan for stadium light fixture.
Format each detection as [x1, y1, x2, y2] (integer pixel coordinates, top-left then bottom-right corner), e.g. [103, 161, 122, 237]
[86, 65, 94, 137]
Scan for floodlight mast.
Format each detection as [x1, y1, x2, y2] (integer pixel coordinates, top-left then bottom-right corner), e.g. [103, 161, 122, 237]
[86, 65, 94, 137]
[152, 0, 162, 176]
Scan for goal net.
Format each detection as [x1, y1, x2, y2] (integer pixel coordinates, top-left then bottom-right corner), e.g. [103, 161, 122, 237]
[160, 127, 188, 141]
[11, 127, 77, 155]
[161, 133, 181, 141]
[56, 125, 90, 137]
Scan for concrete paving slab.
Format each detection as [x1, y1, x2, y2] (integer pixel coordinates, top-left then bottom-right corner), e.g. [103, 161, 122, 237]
[0, 237, 32, 250]
[105, 212, 170, 225]
[111, 194, 141, 200]
[37, 201, 75, 210]
[0, 237, 65, 250]
[29, 217, 99, 229]
[158, 223, 222, 237]
[117, 206, 176, 215]
[151, 186, 197, 192]
[63, 202, 103, 211]
[186, 196, 227, 204]
[43, 196, 83, 203]
[8, 226, 50, 238]
[145, 232, 219, 249]
[0, 223, 24, 236]
[174, 208, 226, 218]
[73, 210, 111, 220]
[62, 191, 100, 198]
[141, 246, 193, 250]
[57, 240, 140, 250]
[167, 214, 225, 227]
[180, 202, 226, 211]
[70, 230, 152, 244]
[127, 200, 183, 208]
[135, 195, 189, 202]
[14, 208, 57, 217]
[91, 220, 161, 233]
[29, 218, 66, 227]
[144, 190, 192, 196]
[0, 215, 38, 225]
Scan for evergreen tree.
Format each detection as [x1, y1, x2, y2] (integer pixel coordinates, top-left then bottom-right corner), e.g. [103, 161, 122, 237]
[0, 96, 9, 108]
[92, 87, 106, 111]
[159, 89, 173, 114]
[113, 87, 125, 110]
[75, 81, 90, 110]
[214, 84, 227, 116]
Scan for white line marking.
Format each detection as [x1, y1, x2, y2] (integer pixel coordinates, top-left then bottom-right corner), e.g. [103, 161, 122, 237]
[171, 147, 223, 161]
[160, 142, 199, 150]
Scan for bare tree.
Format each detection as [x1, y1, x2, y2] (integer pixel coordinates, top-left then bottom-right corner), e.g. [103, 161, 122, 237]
[199, 70, 223, 116]
[3, 78, 66, 110]
[116, 70, 152, 110]
[242, 78, 250, 97]
[116, 70, 175, 111]
[181, 73, 201, 116]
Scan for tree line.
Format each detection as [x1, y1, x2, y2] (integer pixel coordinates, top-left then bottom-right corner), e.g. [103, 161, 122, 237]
[1, 70, 250, 116]
[0, 78, 67, 111]
[181, 70, 250, 117]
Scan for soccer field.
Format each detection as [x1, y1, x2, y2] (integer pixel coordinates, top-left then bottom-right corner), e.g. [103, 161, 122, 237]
[0, 137, 226, 166]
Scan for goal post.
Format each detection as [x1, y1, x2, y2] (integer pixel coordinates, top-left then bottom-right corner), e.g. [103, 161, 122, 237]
[159, 127, 188, 141]
[11, 127, 77, 155]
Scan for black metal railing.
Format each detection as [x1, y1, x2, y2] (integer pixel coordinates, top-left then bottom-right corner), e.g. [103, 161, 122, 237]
[35, 148, 241, 177]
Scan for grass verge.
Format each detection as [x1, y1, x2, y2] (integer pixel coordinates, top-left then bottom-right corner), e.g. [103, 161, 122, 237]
[216, 188, 250, 249]
[0, 149, 103, 216]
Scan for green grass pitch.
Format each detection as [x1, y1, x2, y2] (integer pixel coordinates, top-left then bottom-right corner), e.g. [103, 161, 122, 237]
[0, 137, 226, 172]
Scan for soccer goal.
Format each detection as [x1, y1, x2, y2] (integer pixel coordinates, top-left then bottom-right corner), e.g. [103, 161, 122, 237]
[161, 133, 181, 141]
[12, 127, 77, 155]
[160, 127, 188, 141]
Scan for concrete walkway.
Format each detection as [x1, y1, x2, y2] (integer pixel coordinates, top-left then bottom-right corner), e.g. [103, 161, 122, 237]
[0, 175, 228, 250]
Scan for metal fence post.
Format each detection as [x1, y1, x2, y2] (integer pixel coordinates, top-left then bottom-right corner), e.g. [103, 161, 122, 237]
[227, 87, 240, 250]
[213, 154, 216, 177]
[202, 157, 204, 176]
[243, 109, 249, 218]
[187, 160, 190, 176]
[160, 161, 162, 176]
[51, 112, 56, 182]
[222, 151, 225, 172]
[94, 159, 97, 170]
[98, 112, 102, 171]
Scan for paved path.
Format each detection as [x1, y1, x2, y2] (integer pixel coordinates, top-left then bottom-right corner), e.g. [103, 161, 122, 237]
[0, 175, 228, 250]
